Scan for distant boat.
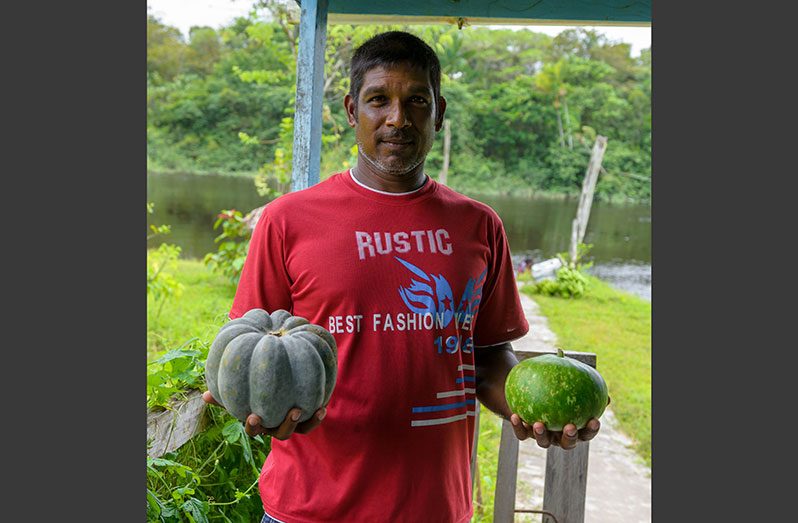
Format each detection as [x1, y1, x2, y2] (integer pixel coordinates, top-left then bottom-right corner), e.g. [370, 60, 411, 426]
[531, 258, 562, 281]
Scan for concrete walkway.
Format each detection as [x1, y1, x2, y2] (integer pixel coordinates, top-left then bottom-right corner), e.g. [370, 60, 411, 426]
[511, 291, 652, 523]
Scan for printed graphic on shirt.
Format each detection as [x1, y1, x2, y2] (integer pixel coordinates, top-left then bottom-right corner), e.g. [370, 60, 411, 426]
[410, 364, 478, 427]
[395, 256, 485, 328]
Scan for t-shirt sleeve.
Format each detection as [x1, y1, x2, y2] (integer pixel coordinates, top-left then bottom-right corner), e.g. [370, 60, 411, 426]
[472, 215, 529, 347]
[229, 206, 293, 319]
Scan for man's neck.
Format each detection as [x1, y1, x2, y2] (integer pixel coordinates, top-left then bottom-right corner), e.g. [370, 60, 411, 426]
[351, 162, 427, 194]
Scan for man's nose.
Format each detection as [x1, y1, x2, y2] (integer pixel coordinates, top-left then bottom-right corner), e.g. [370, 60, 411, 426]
[385, 101, 410, 128]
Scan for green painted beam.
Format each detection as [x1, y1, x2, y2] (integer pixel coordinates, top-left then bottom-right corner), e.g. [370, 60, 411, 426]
[326, 0, 650, 24]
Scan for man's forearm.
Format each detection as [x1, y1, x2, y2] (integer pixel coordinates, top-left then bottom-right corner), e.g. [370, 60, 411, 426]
[474, 342, 519, 420]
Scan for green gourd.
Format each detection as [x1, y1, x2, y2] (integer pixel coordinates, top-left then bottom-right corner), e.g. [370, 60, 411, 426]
[205, 308, 338, 427]
[505, 349, 608, 431]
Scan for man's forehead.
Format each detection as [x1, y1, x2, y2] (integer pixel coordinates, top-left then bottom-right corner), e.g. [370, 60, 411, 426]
[359, 64, 433, 94]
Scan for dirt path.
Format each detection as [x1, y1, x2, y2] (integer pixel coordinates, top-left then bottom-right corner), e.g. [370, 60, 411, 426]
[511, 290, 652, 523]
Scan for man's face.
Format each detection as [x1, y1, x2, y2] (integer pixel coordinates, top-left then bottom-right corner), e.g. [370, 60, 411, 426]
[345, 63, 445, 178]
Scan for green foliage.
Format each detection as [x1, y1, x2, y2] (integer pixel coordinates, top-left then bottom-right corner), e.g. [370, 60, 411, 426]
[203, 210, 252, 284]
[147, 339, 208, 410]
[529, 266, 589, 298]
[527, 243, 593, 298]
[147, 258, 235, 358]
[146, 408, 271, 523]
[148, 19, 650, 200]
[148, 203, 184, 317]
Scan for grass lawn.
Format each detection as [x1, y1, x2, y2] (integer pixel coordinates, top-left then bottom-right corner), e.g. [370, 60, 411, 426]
[522, 276, 652, 468]
[148, 256, 237, 360]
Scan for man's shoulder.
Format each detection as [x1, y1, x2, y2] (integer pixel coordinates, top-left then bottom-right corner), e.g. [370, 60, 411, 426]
[265, 172, 345, 211]
[435, 183, 502, 222]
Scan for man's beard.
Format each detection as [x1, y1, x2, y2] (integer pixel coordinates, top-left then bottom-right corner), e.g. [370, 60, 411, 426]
[356, 138, 426, 176]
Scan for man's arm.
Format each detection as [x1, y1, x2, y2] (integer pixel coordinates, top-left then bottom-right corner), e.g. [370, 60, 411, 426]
[474, 342, 602, 450]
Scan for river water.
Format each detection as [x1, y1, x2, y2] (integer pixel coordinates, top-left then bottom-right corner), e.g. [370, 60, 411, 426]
[147, 172, 651, 301]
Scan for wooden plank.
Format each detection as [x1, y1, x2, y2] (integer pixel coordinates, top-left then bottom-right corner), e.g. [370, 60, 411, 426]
[291, 0, 329, 192]
[147, 390, 208, 458]
[542, 443, 591, 523]
[515, 349, 596, 368]
[493, 418, 520, 523]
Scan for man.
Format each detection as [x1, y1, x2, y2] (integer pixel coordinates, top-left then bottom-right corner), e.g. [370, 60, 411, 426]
[203, 31, 602, 522]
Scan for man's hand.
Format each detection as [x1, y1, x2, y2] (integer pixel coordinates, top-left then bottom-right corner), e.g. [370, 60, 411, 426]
[510, 396, 610, 450]
[202, 391, 327, 441]
[510, 415, 601, 450]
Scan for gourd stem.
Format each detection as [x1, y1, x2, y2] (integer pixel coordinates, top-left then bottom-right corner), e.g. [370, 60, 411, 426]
[557, 348, 564, 357]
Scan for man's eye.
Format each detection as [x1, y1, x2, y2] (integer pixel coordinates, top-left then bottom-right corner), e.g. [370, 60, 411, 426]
[368, 96, 385, 103]
[411, 97, 429, 104]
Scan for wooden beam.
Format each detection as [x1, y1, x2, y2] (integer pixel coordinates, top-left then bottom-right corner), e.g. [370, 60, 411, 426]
[292, 0, 329, 192]
[569, 135, 607, 264]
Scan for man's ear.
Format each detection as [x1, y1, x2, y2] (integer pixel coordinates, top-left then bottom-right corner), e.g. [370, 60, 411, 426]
[434, 96, 447, 132]
[344, 94, 357, 127]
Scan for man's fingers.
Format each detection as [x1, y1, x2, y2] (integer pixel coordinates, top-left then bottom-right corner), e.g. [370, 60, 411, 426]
[510, 414, 531, 441]
[295, 407, 327, 435]
[245, 414, 268, 437]
[202, 391, 222, 406]
[559, 424, 578, 450]
[532, 422, 551, 448]
[578, 418, 601, 442]
[269, 409, 302, 440]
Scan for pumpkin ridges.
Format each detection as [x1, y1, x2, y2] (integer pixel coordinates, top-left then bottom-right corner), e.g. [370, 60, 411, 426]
[217, 332, 263, 421]
[279, 315, 310, 332]
[249, 335, 295, 428]
[269, 309, 293, 329]
[282, 335, 326, 424]
[292, 330, 337, 406]
[206, 323, 261, 403]
[206, 308, 338, 428]
[242, 308, 273, 328]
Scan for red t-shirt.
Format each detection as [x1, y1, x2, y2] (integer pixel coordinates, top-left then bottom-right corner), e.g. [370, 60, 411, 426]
[231, 170, 529, 523]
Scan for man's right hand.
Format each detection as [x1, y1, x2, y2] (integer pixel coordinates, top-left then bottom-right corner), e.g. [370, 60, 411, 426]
[202, 391, 327, 440]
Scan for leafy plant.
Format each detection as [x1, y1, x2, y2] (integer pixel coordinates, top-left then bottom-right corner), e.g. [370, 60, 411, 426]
[203, 209, 251, 284]
[147, 406, 271, 523]
[527, 242, 592, 298]
[148, 202, 184, 317]
[147, 338, 208, 410]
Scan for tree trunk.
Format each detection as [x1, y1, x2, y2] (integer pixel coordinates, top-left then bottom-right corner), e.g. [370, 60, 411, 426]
[569, 136, 608, 264]
[439, 119, 451, 185]
[563, 97, 573, 150]
[556, 106, 565, 148]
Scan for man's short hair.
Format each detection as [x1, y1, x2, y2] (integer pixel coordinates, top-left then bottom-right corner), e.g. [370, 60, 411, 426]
[349, 31, 442, 117]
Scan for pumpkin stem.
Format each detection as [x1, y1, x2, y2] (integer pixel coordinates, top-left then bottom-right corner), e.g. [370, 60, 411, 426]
[556, 348, 564, 357]
[268, 330, 284, 337]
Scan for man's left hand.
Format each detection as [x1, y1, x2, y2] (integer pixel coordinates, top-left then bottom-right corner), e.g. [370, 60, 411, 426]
[510, 415, 601, 450]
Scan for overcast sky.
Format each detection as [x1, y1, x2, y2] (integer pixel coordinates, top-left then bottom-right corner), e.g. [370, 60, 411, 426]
[147, 0, 651, 56]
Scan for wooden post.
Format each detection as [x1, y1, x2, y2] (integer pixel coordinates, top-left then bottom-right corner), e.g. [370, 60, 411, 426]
[291, 0, 328, 192]
[569, 135, 607, 264]
[542, 444, 590, 523]
[439, 118, 451, 185]
[471, 399, 480, 493]
[494, 419, 520, 523]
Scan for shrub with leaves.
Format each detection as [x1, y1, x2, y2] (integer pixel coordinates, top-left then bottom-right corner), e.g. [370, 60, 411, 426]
[203, 209, 252, 284]
[147, 338, 208, 410]
[527, 242, 593, 299]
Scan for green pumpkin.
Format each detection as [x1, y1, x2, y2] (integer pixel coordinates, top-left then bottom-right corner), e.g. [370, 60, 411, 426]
[205, 308, 338, 427]
[505, 349, 608, 431]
